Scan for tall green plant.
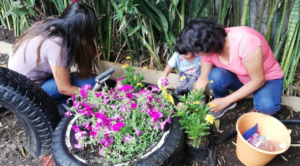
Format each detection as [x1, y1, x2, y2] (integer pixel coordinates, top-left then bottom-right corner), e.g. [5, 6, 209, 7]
[280, 0, 300, 89]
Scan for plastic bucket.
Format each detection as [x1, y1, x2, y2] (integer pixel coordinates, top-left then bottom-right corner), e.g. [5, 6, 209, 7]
[236, 112, 291, 166]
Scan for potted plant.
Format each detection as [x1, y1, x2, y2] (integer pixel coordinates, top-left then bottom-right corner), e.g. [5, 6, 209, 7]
[175, 89, 215, 164]
[51, 65, 185, 166]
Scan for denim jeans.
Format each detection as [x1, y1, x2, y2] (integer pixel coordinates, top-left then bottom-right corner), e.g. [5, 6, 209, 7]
[176, 72, 199, 94]
[41, 73, 96, 103]
[208, 68, 283, 115]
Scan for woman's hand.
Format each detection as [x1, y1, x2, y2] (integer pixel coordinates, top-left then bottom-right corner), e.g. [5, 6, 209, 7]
[207, 98, 231, 112]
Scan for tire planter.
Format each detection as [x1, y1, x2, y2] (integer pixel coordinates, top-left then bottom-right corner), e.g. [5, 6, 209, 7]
[0, 67, 61, 158]
[52, 93, 185, 166]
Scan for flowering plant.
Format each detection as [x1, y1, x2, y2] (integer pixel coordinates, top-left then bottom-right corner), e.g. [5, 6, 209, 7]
[65, 66, 174, 165]
[175, 88, 215, 147]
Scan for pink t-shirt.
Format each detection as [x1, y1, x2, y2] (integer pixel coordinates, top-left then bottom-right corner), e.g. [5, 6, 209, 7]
[201, 26, 283, 84]
[8, 36, 67, 85]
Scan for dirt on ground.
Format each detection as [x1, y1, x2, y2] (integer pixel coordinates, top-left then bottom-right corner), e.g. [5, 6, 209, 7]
[210, 99, 300, 166]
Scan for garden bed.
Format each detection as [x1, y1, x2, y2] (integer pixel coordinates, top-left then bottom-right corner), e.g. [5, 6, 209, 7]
[1, 99, 300, 166]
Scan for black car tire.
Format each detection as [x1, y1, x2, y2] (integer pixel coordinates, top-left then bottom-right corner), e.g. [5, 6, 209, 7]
[0, 67, 61, 157]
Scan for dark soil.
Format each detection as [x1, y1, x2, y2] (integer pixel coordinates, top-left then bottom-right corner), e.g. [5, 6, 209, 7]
[0, 109, 54, 166]
[210, 99, 300, 166]
[0, 26, 18, 44]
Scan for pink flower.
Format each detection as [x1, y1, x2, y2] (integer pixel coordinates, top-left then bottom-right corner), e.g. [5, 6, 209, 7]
[75, 131, 87, 140]
[160, 78, 170, 87]
[126, 93, 133, 99]
[139, 89, 151, 95]
[149, 110, 164, 122]
[160, 104, 166, 108]
[147, 96, 154, 103]
[72, 94, 76, 101]
[116, 83, 123, 89]
[120, 105, 128, 113]
[72, 125, 81, 132]
[148, 85, 160, 93]
[64, 111, 73, 116]
[124, 134, 132, 143]
[83, 121, 92, 130]
[99, 134, 114, 147]
[113, 121, 126, 131]
[96, 92, 102, 97]
[74, 143, 83, 149]
[90, 131, 97, 138]
[153, 121, 165, 130]
[119, 85, 134, 93]
[180, 58, 183, 61]
[102, 97, 111, 104]
[80, 84, 92, 99]
[165, 114, 172, 124]
[116, 76, 125, 82]
[131, 102, 137, 109]
[94, 112, 106, 119]
[134, 127, 143, 137]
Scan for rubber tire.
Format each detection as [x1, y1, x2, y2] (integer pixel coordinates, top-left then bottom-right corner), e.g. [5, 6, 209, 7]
[52, 115, 185, 166]
[0, 67, 61, 158]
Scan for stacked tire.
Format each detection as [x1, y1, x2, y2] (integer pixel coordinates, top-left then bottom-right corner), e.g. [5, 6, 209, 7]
[0, 67, 61, 158]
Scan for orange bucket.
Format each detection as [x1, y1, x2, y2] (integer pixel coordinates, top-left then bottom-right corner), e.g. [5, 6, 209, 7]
[236, 112, 291, 166]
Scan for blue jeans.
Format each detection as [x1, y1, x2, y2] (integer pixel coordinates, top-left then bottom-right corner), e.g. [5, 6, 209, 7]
[176, 72, 199, 94]
[41, 73, 96, 103]
[208, 68, 283, 115]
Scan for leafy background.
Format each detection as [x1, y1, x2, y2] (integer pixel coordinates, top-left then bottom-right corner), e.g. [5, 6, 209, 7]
[1, 0, 300, 95]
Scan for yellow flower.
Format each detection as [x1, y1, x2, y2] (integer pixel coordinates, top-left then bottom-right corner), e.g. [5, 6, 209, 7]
[122, 64, 129, 68]
[126, 56, 130, 59]
[194, 101, 199, 104]
[137, 83, 143, 87]
[194, 83, 196, 86]
[143, 66, 147, 69]
[165, 93, 175, 105]
[180, 76, 186, 81]
[208, 103, 215, 107]
[210, 80, 214, 83]
[134, 76, 137, 80]
[205, 114, 215, 124]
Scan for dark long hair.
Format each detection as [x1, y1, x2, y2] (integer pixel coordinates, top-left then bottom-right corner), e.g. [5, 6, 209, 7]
[13, 2, 98, 78]
[174, 18, 227, 55]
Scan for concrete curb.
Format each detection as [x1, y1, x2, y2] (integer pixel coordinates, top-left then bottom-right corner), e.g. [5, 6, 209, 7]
[0, 41, 12, 54]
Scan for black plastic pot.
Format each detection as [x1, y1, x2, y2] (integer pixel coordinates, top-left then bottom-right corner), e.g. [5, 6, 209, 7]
[184, 137, 210, 163]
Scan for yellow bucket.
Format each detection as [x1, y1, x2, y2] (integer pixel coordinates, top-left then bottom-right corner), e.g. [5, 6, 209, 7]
[236, 112, 291, 166]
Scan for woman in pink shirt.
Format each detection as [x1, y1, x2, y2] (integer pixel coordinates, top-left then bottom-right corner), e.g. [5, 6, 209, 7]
[174, 19, 283, 118]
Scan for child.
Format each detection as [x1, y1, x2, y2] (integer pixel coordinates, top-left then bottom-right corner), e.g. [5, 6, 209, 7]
[159, 52, 201, 94]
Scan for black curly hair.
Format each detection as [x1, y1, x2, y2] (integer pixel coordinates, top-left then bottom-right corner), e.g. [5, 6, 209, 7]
[174, 18, 227, 55]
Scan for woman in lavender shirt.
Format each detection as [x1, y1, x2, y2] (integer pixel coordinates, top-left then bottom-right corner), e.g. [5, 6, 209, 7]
[8, 2, 98, 103]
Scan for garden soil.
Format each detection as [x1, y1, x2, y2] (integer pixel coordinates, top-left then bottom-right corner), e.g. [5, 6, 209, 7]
[1, 27, 300, 166]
